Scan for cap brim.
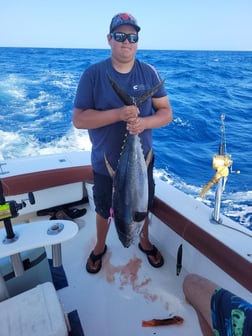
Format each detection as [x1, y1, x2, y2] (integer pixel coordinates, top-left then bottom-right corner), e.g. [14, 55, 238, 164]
[110, 23, 141, 33]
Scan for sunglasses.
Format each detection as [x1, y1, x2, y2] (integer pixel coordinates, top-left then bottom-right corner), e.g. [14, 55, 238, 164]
[110, 32, 138, 44]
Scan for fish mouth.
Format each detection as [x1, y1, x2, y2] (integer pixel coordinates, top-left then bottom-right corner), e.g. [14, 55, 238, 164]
[117, 220, 145, 248]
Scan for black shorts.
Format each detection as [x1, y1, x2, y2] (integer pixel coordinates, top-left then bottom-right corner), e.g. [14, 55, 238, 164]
[93, 157, 155, 219]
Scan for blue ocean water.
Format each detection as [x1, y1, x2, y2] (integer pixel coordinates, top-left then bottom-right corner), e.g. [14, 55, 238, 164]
[0, 47, 251, 228]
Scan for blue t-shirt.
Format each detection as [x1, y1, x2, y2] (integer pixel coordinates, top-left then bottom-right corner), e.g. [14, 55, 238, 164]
[74, 58, 167, 175]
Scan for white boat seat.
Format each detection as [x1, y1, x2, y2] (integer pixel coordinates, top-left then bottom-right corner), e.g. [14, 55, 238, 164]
[0, 282, 68, 336]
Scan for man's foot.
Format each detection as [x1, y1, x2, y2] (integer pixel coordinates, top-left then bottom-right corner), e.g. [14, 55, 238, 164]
[138, 243, 164, 268]
[86, 245, 107, 274]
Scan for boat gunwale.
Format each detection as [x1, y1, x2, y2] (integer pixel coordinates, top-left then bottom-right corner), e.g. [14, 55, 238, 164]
[2, 164, 251, 293]
[1, 165, 93, 196]
[152, 196, 252, 293]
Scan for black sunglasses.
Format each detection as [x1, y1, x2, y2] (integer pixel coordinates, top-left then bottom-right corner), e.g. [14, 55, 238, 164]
[110, 32, 138, 44]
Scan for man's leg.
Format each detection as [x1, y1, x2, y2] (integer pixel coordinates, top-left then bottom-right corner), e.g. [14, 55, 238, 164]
[86, 172, 112, 273]
[86, 213, 110, 273]
[183, 274, 217, 336]
[138, 155, 164, 268]
[139, 216, 164, 267]
[94, 213, 110, 254]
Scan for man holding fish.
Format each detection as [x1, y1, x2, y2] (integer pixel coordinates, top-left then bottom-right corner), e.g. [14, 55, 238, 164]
[73, 13, 172, 273]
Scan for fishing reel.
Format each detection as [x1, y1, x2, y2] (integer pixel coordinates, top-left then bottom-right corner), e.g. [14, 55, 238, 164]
[0, 179, 35, 241]
[212, 153, 232, 185]
[212, 154, 232, 171]
[200, 154, 232, 199]
[0, 192, 35, 221]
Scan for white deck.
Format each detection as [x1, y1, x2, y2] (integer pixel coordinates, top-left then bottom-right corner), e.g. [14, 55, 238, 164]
[34, 205, 203, 336]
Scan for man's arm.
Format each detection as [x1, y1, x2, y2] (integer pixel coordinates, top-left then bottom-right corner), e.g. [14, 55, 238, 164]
[73, 105, 140, 130]
[126, 96, 172, 135]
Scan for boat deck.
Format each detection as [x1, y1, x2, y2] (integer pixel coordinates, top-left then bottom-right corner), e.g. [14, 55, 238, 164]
[23, 204, 203, 336]
[2, 151, 252, 335]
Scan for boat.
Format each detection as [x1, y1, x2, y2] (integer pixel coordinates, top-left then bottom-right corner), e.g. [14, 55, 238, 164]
[0, 145, 251, 335]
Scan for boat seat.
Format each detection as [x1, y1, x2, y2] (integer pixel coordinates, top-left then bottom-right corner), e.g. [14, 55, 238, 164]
[0, 281, 68, 336]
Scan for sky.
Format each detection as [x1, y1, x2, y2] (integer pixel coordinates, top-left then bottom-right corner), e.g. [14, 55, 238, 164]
[1, 0, 251, 50]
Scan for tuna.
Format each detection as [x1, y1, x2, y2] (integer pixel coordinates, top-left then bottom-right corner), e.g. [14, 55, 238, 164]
[105, 133, 153, 247]
[105, 75, 164, 247]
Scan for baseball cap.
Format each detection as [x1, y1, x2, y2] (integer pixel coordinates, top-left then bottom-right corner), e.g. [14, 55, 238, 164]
[109, 13, 141, 33]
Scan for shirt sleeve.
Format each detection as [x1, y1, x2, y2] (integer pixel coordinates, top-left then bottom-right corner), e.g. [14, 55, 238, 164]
[74, 67, 94, 109]
[146, 63, 167, 98]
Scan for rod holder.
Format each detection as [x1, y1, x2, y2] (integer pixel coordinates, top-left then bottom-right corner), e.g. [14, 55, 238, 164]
[47, 222, 64, 267]
[211, 179, 223, 224]
[52, 244, 62, 267]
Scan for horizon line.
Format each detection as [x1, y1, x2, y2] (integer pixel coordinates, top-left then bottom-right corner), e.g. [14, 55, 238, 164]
[0, 46, 251, 52]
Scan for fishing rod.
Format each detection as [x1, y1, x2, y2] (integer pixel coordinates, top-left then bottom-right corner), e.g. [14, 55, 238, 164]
[177, 114, 231, 276]
[200, 114, 239, 223]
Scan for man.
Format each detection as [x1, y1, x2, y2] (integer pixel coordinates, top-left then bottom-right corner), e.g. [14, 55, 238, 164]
[73, 13, 172, 273]
[183, 274, 252, 335]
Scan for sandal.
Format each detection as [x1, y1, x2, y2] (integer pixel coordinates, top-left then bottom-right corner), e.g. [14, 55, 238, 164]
[50, 210, 72, 221]
[86, 245, 107, 274]
[38, 207, 86, 219]
[138, 243, 164, 268]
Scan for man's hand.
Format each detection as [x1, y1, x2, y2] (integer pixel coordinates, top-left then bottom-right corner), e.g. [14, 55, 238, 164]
[119, 105, 139, 123]
[127, 117, 146, 135]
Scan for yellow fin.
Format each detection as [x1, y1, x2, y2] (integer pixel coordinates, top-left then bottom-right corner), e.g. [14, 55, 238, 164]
[145, 149, 153, 167]
[104, 154, 115, 178]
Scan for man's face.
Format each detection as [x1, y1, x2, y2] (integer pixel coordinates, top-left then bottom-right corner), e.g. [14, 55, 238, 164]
[108, 25, 138, 63]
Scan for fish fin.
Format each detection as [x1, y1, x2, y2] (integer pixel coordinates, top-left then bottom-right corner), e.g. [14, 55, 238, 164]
[135, 80, 165, 106]
[107, 73, 133, 105]
[133, 211, 148, 222]
[120, 132, 128, 153]
[145, 149, 153, 168]
[104, 154, 115, 178]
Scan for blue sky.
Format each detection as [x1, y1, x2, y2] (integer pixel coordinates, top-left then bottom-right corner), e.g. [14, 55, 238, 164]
[1, 0, 251, 50]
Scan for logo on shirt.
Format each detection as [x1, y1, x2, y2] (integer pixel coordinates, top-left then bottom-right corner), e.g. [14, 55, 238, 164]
[133, 84, 145, 91]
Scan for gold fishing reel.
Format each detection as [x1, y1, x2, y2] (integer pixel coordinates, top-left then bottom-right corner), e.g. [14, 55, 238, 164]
[200, 154, 232, 198]
[212, 154, 232, 171]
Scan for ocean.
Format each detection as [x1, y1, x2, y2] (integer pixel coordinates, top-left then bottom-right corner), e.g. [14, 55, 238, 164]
[0, 47, 251, 229]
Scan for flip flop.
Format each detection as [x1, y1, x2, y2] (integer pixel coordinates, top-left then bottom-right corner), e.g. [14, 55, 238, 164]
[86, 245, 107, 274]
[138, 243, 164, 268]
